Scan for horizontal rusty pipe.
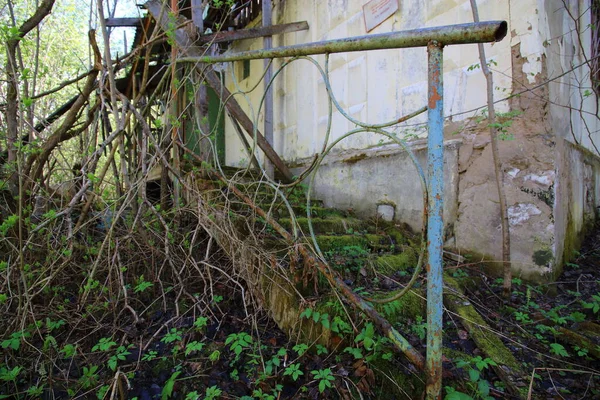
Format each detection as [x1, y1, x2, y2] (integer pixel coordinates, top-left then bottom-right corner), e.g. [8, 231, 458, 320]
[177, 21, 507, 63]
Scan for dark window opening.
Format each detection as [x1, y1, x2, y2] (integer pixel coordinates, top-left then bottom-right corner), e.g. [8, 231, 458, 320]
[243, 59, 251, 80]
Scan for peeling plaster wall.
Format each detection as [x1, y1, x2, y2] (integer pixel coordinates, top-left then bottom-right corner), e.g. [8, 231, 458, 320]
[452, 110, 556, 281]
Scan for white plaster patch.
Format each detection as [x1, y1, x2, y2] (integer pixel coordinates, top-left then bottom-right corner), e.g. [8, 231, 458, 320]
[377, 203, 395, 222]
[507, 168, 520, 179]
[508, 203, 542, 226]
[524, 171, 555, 187]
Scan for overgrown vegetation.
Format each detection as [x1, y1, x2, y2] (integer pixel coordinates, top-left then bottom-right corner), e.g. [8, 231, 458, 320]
[0, 0, 599, 399]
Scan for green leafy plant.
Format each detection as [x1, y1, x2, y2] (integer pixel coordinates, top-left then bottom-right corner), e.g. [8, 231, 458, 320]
[344, 346, 363, 359]
[92, 337, 117, 352]
[411, 316, 427, 340]
[581, 292, 600, 314]
[225, 332, 253, 357]
[293, 343, 309, 356]
[514, 311, 531, 324]
[185, 341, 205, 356]
[447, 357, 497, 400]
[1, 330, 30, 350]
[193, 316, 209, 331]
[283, 363, 304, 381]
[134, 275, 153, 293]
[161, 371, 181, 400]
[142, 350, 159, 361]
[79, 365, 99, 389]
[161, 328, 183, 344]
[355, 322, 375, 350]
[315, 344, 328, 356]
[549, 343, 569, 357]
[311, 368, 335, 393]
[0, 366, 22, 383]
[108, 345, 131, 371]
[203, 385, 222, 400]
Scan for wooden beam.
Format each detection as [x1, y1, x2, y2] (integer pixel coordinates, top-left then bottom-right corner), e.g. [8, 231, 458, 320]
[197, 21, 309, 45]
[105, 18, 142, 27]
[145, 0, 294, 182]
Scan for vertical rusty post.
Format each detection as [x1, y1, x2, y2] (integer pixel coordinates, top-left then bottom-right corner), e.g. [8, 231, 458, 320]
[426, 40, 444, 400]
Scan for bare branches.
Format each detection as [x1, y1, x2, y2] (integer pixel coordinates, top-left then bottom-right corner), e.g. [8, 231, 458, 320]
[26, 30, 102, 184]
[469, 0, 511, 297]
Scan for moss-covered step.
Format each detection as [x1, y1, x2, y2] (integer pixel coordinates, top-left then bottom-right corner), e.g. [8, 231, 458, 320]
[278, 216, 367, 235]
[373, 250, 419, 275]
[444, 274, 529, 398]
[258, 204, 344, 219]
[315, 234, 392, 252]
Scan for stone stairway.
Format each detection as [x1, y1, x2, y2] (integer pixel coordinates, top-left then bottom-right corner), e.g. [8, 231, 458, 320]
[187, 167, 529, 398]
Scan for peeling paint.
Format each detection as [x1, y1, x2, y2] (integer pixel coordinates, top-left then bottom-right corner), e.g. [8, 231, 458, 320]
[508, 203, 542, 226]
[523, 171, 555, 187]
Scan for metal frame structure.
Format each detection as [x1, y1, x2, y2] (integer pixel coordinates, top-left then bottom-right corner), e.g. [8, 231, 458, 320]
[179, 20, 507, 399]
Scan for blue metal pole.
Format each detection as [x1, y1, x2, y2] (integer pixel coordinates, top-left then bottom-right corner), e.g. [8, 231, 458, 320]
[426, 40, 444, 400]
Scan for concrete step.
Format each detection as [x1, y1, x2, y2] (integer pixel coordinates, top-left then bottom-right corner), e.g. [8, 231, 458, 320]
[277, 216, 367, 235]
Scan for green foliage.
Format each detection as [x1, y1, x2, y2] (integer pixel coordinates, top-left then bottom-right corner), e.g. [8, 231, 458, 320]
[203, 385, 222, 400]
[92, 337, 116, 352]
[581, 292, 600, 313]
[315, 344, 328, 356]
[344, 346, 363, 359]
[293, 343, 308, 356]
[311, 368, 335, 393]
[549, 343, 569, 357]
[79, 365, 99, 389]
[225, 332, 253, 357]
[108, 346, 131, 371]
[161, 328, 183, 344]
[355, 322, 375, 350]
[325, 245, 370, 274]
[411, 315, 427, 340]
[283, 363, 304, 381]
[449, 357, 497, 400]
[193, 316, 209, 331]
[134, 275, 153, 293]
[1, 330, 29, 351]
[142, 350, 158, 362]
[185, 341, 205, 356]
[161, 371, 181, 400]
[0, 366, 22, 383]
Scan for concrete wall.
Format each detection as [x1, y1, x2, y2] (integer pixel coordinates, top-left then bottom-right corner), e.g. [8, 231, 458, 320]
[543, 0, 600, 275]
[290, 139, 460, 234]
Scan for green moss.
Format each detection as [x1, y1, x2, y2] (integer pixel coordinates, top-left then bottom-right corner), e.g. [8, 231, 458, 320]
[316, 235, 369, 252]
[372, 288, 425, 320]
[278, 217, 366, 234]
[374, 250, 417, 275]
[557, 326, 600, 358]
[444, 275, 524, 376]
[370, 357, 424, 398]
[532, 248, 553, 266]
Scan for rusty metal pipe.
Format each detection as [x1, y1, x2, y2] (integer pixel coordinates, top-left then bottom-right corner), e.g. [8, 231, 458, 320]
[177, 21, 507, 63]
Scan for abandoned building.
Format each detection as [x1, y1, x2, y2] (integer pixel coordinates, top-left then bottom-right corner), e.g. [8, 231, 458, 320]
[108, 0, 600, 283]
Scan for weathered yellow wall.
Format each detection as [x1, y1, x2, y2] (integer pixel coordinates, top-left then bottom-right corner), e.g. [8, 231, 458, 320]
[223, 0, 514, 166]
